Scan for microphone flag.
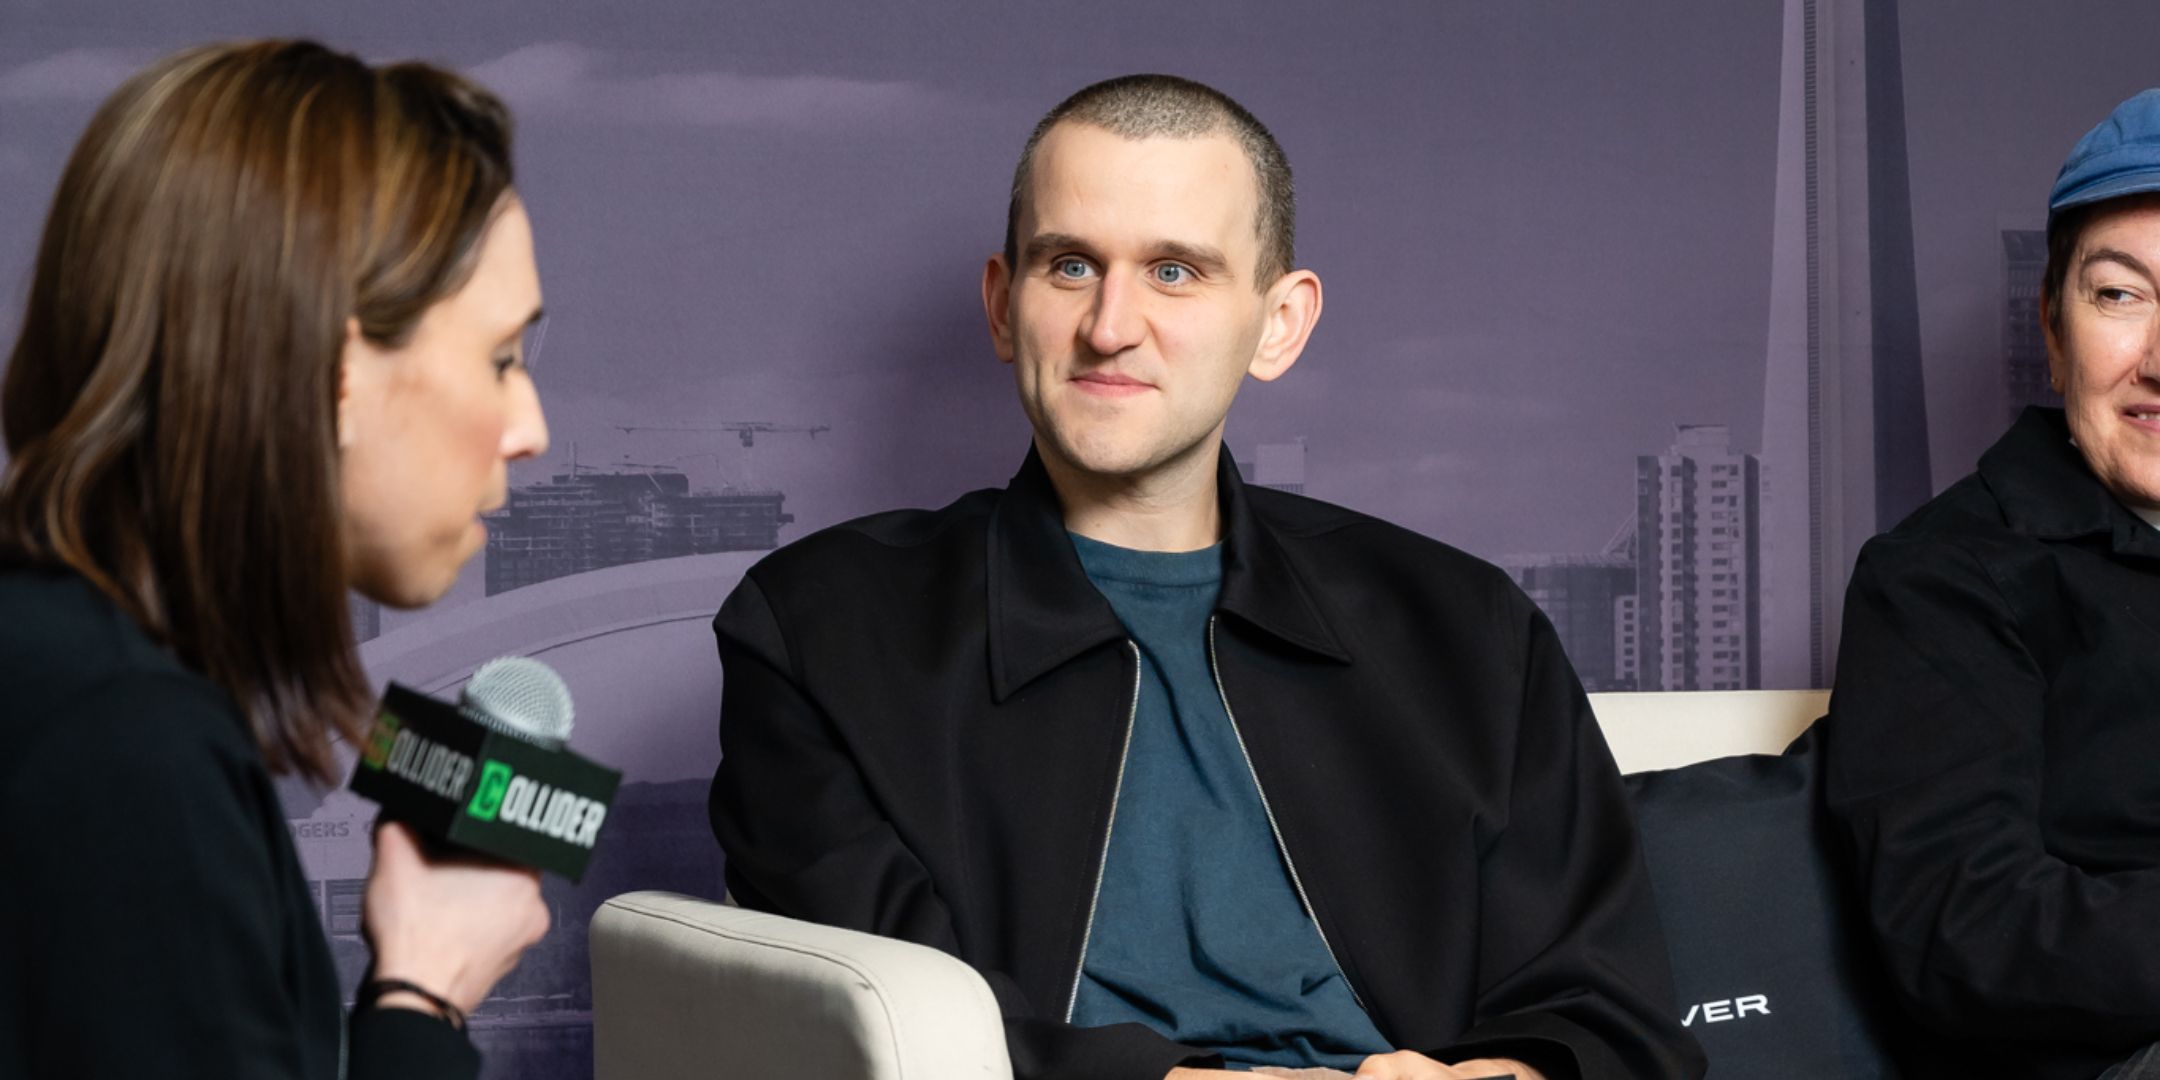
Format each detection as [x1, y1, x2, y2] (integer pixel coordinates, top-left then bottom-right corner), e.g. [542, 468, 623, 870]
[350, 683, 622, 881]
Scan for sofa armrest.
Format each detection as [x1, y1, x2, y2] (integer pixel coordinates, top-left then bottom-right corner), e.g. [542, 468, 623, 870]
[1589, 689, 1829, 773]
[590, 890, 1012, 1080]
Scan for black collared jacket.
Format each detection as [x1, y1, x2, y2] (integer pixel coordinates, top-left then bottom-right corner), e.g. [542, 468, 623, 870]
[708, 447, 1704, 1080]
[1824, 408, 2160, 1080]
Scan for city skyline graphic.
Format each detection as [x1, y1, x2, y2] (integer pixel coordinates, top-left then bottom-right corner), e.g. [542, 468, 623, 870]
[10, 1, 2160, 1075]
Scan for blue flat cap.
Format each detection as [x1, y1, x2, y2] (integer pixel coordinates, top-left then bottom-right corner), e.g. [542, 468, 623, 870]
[2052, 88, 2160, 222]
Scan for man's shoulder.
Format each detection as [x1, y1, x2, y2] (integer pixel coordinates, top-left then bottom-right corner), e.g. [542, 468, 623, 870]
[1247, 486, 1522, 600]
[747, 486, 1001, 586]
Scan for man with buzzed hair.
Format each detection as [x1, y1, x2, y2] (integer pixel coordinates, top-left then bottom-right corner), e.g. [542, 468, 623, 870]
[711, 75, 1703, 1080]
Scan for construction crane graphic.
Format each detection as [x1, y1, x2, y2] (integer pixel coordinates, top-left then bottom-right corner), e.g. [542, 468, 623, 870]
[612, 422, 830, 448]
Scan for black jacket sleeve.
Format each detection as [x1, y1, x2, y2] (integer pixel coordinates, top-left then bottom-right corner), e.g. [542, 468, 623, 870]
[1430, 608, 1705, 1080]
[2, 674, 475, 1079]
[348, 1009, 481, 1079]
[708, 576, 1214, 1080]
[1824, 534, 2160, 1045]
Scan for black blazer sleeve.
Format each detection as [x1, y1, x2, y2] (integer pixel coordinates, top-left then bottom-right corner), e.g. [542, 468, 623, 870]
[2, 673, 475, 1079]
[1430, 607, 1705, 1080]
[708, 575, 1214, 1080]
[1824, 534, 2160, 1045]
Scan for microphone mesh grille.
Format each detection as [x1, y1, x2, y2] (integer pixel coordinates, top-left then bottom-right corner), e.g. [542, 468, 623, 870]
[459, 656, 575, 749]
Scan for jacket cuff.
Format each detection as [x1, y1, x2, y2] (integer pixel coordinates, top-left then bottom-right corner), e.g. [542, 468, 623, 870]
[347, 1006, 481, 1080]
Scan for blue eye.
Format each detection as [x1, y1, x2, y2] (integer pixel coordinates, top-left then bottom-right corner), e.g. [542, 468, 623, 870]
[1154, 264, 1190, 285]
[1053, 258, 1092, 280]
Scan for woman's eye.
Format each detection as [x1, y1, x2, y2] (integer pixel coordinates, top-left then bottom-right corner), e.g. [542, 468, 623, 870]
[493, 354, 518, 378]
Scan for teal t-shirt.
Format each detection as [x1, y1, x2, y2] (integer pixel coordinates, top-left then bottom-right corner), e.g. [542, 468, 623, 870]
[1067, 533, 1390, 1071]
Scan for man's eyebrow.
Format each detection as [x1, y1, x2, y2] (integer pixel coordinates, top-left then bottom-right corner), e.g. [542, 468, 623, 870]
[1021, 233, 1091, 265]
[1151, 240, 1231, 277]
[2081, 247, 2152, 280]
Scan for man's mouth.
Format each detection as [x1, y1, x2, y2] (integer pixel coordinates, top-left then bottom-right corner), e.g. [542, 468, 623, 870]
[1072, 371, 1152, 396]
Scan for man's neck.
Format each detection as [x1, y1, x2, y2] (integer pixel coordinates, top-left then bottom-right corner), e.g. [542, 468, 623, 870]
[1041, 439, 1224, 553]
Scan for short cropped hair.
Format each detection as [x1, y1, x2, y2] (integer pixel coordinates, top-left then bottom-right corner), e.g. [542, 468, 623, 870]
[1002, 74, 1296, 288]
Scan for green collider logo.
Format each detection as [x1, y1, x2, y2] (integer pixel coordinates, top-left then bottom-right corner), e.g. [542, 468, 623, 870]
[466, 761, 514, 821]
[462, 760, 607, 849]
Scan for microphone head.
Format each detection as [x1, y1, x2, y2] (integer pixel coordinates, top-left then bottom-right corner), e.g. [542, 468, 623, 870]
[459, 656, 574, 750]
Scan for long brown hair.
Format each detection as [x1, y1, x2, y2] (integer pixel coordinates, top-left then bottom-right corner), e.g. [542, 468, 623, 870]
[0, 40, 515, 783]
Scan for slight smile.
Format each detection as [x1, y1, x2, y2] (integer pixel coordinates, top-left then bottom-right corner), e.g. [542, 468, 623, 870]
[1071, 371, 1154, 397]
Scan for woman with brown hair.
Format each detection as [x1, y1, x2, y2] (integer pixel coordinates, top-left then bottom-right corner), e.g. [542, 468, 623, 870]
[0, 40, 554, 1077]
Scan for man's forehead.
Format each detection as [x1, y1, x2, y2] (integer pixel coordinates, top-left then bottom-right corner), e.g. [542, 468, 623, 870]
[1020, 123, 1260, 253]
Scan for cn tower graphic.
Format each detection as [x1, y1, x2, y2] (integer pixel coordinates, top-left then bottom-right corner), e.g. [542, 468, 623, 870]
[1759, 0, 1931, 689]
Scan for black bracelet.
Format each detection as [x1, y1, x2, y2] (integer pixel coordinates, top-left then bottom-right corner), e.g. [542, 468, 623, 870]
[355, 977, 467, 1032]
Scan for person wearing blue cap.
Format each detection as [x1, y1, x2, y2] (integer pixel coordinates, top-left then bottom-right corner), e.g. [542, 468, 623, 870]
[1820, 88, 2160, 1080]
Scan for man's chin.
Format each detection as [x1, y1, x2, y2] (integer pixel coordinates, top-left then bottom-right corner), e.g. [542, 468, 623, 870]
[1041, 435, 1173, 482]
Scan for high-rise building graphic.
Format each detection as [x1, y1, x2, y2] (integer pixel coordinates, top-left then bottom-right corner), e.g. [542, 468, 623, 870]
[1614, 594, 1640, 690]
[2002, 229, 2059, 422]
[484, 468, 793, 595]
[1636, 426, 1761, 691]
[1502, 554, 1638, 693]
[1759, 0, 1931, 689]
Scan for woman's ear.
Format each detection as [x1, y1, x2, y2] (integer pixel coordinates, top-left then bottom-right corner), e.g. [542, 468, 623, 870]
[336, 317, 369, 452]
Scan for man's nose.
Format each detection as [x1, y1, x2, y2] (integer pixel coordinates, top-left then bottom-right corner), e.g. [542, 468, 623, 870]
[1080, 270, 1146, 356]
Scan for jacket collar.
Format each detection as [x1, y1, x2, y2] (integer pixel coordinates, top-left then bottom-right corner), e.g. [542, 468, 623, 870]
[1981, 406, 2160, 559]
[986, 444, 1351, 702]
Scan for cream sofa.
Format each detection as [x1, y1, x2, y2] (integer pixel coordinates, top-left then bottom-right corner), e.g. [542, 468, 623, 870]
[590, 689, 1828, 1080]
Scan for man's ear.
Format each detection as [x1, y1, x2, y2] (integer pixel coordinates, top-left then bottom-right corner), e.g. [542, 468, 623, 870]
[982, 254, 1017, 364]
[1248, 268, 1323, 382]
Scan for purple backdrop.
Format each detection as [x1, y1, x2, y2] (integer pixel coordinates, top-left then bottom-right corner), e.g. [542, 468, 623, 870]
[4, 0, 2152, 1074]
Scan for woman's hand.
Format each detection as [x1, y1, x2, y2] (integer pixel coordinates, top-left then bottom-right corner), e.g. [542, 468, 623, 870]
[361, 820, 552, 1015]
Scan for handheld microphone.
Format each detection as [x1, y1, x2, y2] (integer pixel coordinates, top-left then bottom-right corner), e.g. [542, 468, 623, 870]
[349, 657, 622, 881]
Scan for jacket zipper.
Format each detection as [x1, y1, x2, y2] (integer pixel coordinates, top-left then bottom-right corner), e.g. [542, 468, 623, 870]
[1064, 640, 1144, 1021]
[1207, 615, 1367, 1010]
